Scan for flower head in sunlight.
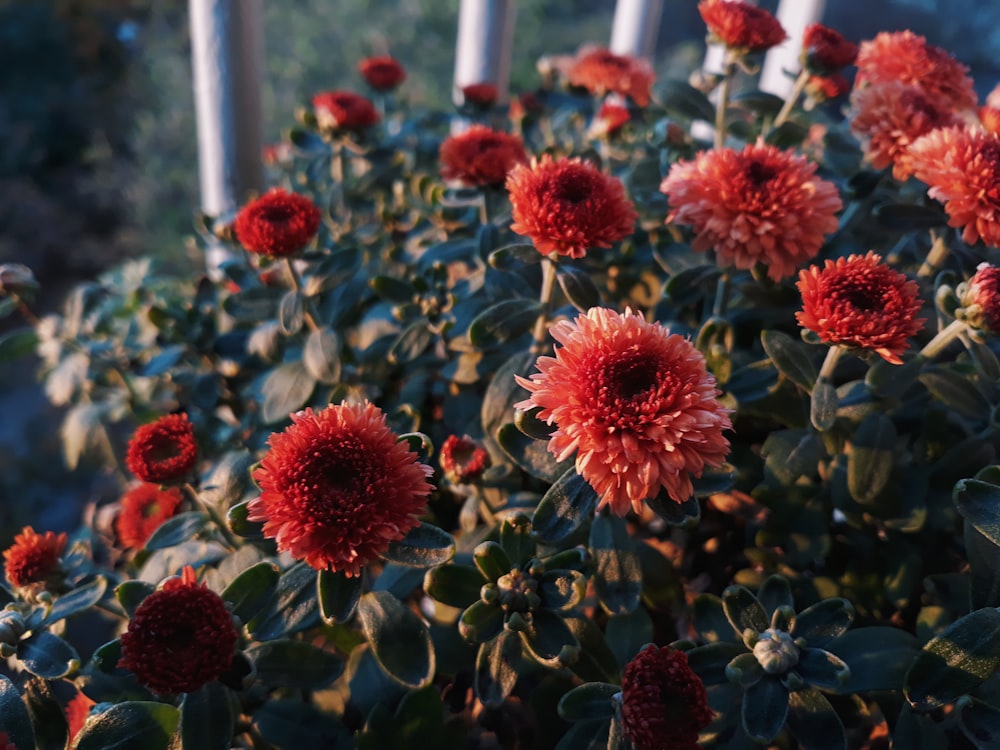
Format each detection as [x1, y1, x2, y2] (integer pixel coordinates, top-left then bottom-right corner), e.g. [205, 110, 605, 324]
[957, 263, 1000, 334]
[566, 46, 654, 106]
[116, 483, 183, 549]
[801, 24, 857, 76]
[589, 102, 632, 139]
[698, 0, 787, 54]
[358, 55, 406, 91]
[805, 74, 851, 104]
[3, 527, 66, 590]
[439, 125, 528, 187]
[516, 307, 731, 515]
[125, 413, 198, 484]
[440, 435, 490, 484]
[235, 189, 321, 258]
[312, 90, 380, 131]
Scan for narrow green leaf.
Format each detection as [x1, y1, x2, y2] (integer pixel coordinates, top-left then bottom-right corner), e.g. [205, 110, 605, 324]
[590, 514, 642, 615]
[966, 524, 1000, 609]
[246, 640, 344, 689]
[358, 591, 435, 689]
[387, 318, 434, 364]
[686, 641, 747, 685]
[847, 413, 895, 505]
[24, 676, 67, 750]
[786, 687, 846, 750]
[811, 380, 838, 431]
[796, 648, 851, 690]
[919, 365, 991, 417]
[955, 479, 1000, 547]
[533, 469, 598, 544]
[0, 674, 37, 750]
[181, 683, 235, 750]
[277, 290, 305, 335]
[469, 299, 542, 349]
[370, 275, 416, 303]
[521, 609, 579, 667]
[761, 330, 817, 392]
[144, 511, 209, 551]
[556, 265, 601, 312]
[499, 514, 535, 568]
[253, 699, 351, 750]
[791, 599, 855, 648]
[317, 568, 364, 625]
[221, 562, 280, 623]
[473, 542, 512, 583]
[44, 577, 107, 625]
[605, 609, 654, 669]
[742, 676, 789, 743]
[656, 79, 716, 121]
[423, 565, 484, 609]
[302, 328, 341, 384]
[497, 422, 573, 482]
[0, 328, 39, 363]
[260, 362, 316, 424]
[826, 627, 918, 693]
[557, 683, 619, 722]
[722, 585, 768, 641]
[958, 696, 1000, 749]
[226, 500, 264, 539]
[475, 631, 521, 707]
[647, 492, 701, 526]
[565, 615, 621, 684]
[488, 243, 541, 271]
[75, 701, 179, 750]
[17, 632, 80, 678]
[247, 562, 320, 641]
[382, 523, 455, 568]
[459, 600, 505, 644]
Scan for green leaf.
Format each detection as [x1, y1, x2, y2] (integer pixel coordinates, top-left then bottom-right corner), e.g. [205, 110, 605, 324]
[686, 641, 747, 685]
[260, 362, 316, 424]
[761, 330, 817, 392]
[893, 705, 951, 750]
[277, 290, 305, 335]
[657, 79, 716, 121]
[692, 464, 736, 496]
[565, 615, 621, 684]
[538, 569, 587, 611]
[742, 676, 789, 743]
[143, 511, 209, 551]
[966, 524, 1000, 609]
[786, 687, 847, 750]
[791, 599, 855, 648]
[497, 422, 573, 482]
[722, 585, 768, 641]
[370, 275, 416, 303]
[904, 607, 1000, 710]
[605, 608, 654, 668]
[796, 648, 851, 690]
[488, 243, 541, 271]
[647, 492, 701, 525]
[226, 500, 264, 539]
[382, 523, 455, 568]
[515, 405, 554, 439]
[200, 451, 255, 508]
[180, 683, 235, 750]
[473, 541, 512, 583]
[246, 640, 344, 689]
[0, 673, 37, 750]
[557, 682, 619, 722]
[44, 577, 107, 625]
[874, 203, 948, 231]
[533, 469, 598, 544]
[0, 328, 39, 363]
[766, 120, 810, 149]
[847, 412, 895, 505]
[520, 608, 580, 667]
[590, 514, 642, 615]
[459, 600, 505, 643]
[222, 287, 281, 322]
[475, 631, 522, 707]
[221, 562, 280, 623]
[317, 568, 364, 625]
[731, 89, 785, 117]
[499, 514, 536, 568]
[469, 299, 542, 349]
[17, 632, 80, 678]
[252, 700, 351, 750]
[556, 265, 601, 312]
[247, 562, 320, 641]
[757, 576, 794, 618]
[811, 380, 839, 432]
[825, 626, 919, 693]
[302, 328, 342, 384]
[424, 565, 484, 609]
[955, 479, 1000, 547]
[919, 365, 991, 417]
[24, 676, 67, 750]
[75, 701, 179, 750]
[726, 652, 765, 688]
[387, 318, 434, 364]
[866, 354, 925, 398]
[358, 591, 435, 688]
[958, 696, 1000, 749]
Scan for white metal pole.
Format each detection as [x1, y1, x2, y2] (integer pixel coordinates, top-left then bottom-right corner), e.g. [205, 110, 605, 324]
[759, 0, 826, 97]
[453, 0, 517, 107]
[609, 0, 664, 60]
[190, 0, 264, 274]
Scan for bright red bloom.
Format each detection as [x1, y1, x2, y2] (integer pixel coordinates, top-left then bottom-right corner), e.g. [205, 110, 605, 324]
[358, 55, 406, 91]
[805, 74, 850, 103]
[698, 0, 787, 54]
[849, 81, 961, 181]
[802, 24, 857, 76]
[248, 402, 434, 576]
[621, 645, 714, 750]
[235, 188, 321, 258]
[855, 31, 976, 112]
[439, 125, 528, 187]
[125, 413, 198, 484]
[515, 308, 731, 515]
[116, 483, 183, 549]
[3, 527, 66, 589]
[959, 264, 1000, 334]
[566, 46, 654, 107]
[462, 83, 499, 107]
[507, 155, 637, 259]
[909, 126, 1000, 247]
[440, 435, 490, 484]
[590, 102, 632, 138]
[118, 567, 237, 695]
[66, 691, 96, 744]
[796, 252, 925, 364]
[312, 90, 380, 131]
[661, 142, 842, 281]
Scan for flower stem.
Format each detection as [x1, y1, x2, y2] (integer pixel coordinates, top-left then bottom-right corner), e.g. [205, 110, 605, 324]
[818, 345, 844, 382]
[714, 56, 735, 150]
[283, 257, 322, 332]
[712, 272, 732, 318]
[530, 258, 558, 354]
[918, 230, 950, 278]
[772, 69, 810, 130]
[919, 318, 967, 360]
[184, 482, 240, 550]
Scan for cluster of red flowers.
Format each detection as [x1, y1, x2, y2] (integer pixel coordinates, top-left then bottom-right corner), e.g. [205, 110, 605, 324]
[661, 142, 842, 281]
[125, 413, 199, 484]
[358, 55, 406, 91]
[566, 46, 654, 107]
[312, 90, 380, 132]
[234, 188, 322, 258]
[2, 527, 66, 589]
[507, 155, 637, 259]
[440, 435, 490, 484]
[115, 483, 183, 549]
[516, 307, 731, 515]
[118, 566, 237, 694]
[248, 402, 434, 576]
[796, 252, 925, 364]
[698, 0, 786, 54]
[439, 125, 528, 187]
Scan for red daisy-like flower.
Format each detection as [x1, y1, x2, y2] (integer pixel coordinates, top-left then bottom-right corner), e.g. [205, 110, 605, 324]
[515, 307, 731, 515]
[3, 526, 66, 589]
[566, 46, 654, 107]
[661, 142, 842, 281]
[801, 24, 857, 76]
[116, 483, 183, 549]
[796, 252, 925, 364]
[312, 90, 380, 132]
[805, 73, 851, 104]
[855, 30, 976, 112]
[125, 413, 198, 485]
[589, 102, 632, 138]
[958, 263, 1000, 334]
[66, 690, 96, 744]
[358, 55, 406, 91]
[461, 83, 499, 107]
[118, 567, 237, 695]
[698, 0, 787, 54]
[621, 644, 714, 750]
[234, 188, 321, 258]
[439, 125, 529, 187]
[440, 435, 490, 484]
[909, 126, 1000, 247]
[849, 81, 961, 181]
[507, 155, 637, 259]
[248, 402, 434, 576]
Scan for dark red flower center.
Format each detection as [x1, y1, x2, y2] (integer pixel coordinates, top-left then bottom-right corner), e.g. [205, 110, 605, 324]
[607, 353, 660, 399]
[747, 160, 777, 185]
[554, 176, 591, 204]
[148, 440, 182, 463]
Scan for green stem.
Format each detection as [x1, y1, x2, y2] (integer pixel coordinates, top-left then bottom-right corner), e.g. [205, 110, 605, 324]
[184, 482, 241, 551]
[714, 56, 735, 150]
[918, 318, 967, 360]
[772, 69, 810, 130]
[918, 230, 950, 278]
[818, 345, 844, 382]
[283, 257, 322, 332]
[712, 272, 732, 318]
[530, 259, 558, 355]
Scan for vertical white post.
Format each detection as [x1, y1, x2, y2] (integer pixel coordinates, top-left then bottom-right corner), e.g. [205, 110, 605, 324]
[759, 0, 826, 97]
[453, 0, 517, 106]
[190, 0, 264, 274]
[609, 0, 664, 60]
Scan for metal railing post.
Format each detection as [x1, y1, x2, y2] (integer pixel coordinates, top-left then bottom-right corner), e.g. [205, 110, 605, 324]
[609, 0, 664, 59]
[453, 0, 518, 106]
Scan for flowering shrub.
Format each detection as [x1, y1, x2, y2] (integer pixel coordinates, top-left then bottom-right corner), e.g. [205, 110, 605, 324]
[4, 5, 1000, 749]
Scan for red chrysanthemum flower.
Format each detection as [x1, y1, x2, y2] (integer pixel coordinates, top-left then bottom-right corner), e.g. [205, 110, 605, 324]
[118, 566, 237, 694]
[66, 691, 96, 744]
[248, 402, 434, 576]
[589, 102, 632, 138]
[796, 252, 925, 364]
[125, 413, 198, 485]
[621, 645, 714, 750]
[461, 83, 499, 107]
[661, 142, 842, 281]
[312, 90, 380, 132]
[115, 483, 183, 549]
[854, 30, 976, 112]
[515, 308, 731, 515]
[439, 125, 529, 187]
[698, 0, 787, 54]
[806, 73, 851, 103]
[801, 24, 857, 76]
[566, 46, 654, 107]
[507, 155, 637, 259]
[440, 435, 490, 484]
[909, 126, 1000, 247]
[358, 55, 406, 91]
[958, 263, 1000, 334]
[234, 188, 321, 258]
[3, 526, 66, 589]
[849, 81, 961, 181]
